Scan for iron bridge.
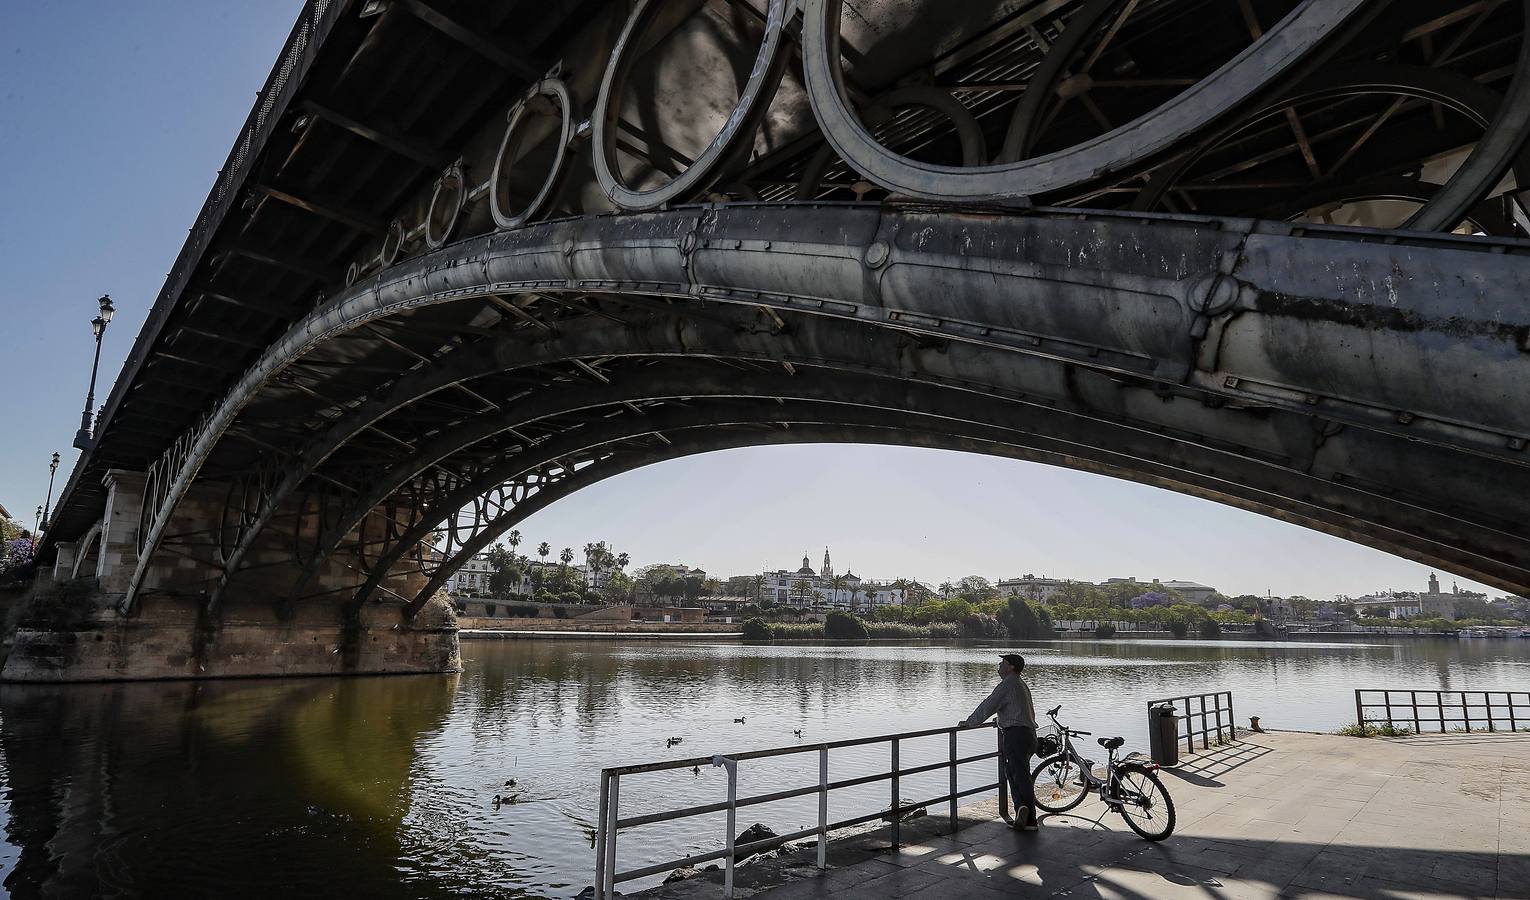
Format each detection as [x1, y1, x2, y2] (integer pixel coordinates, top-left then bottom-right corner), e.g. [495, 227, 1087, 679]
[39, 0, 1530, 623]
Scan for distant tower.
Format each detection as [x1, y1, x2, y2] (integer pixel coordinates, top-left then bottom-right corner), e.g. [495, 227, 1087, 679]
[822, 547, 833, 580]
[799, 552, 814, 576]
[1428, 573, 1440, 594]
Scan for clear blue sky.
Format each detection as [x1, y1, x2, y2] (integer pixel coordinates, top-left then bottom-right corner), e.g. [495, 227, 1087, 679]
[0, 2, 1502, 601]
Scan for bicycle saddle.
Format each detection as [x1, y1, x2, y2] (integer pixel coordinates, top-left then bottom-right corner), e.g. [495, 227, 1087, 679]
[1097, 736, 1125, 750]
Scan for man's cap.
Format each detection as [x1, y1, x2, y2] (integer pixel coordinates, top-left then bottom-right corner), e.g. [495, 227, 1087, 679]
[999, 653, 1025, 671]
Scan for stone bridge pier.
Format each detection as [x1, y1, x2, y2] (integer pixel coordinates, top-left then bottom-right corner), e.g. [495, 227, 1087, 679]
[4, 469, 460, 682]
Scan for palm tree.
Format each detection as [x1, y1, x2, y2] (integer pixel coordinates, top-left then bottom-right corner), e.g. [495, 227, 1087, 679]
[940, 581, 954, 600]
[751, 574, 765, 604]
[829, 574, 849, 608]
[538, 541, 550, 564]
[560, 546, 574, 574]
[507, 529, 522, 562]
[616, 552, 630, 571]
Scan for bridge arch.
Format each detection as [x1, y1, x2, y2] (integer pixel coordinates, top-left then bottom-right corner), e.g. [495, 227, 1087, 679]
[126, 205, 1530, 613]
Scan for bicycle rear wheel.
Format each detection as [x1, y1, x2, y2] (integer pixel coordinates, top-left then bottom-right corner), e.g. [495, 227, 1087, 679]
[1115, 764, 1176, 841]
[1031, 754, 1088, 812]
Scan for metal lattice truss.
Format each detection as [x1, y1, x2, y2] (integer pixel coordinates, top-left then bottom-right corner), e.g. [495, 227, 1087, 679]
[58, 0, 1530, 619]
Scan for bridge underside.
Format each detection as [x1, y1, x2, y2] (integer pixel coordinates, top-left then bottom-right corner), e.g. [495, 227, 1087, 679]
[26, 0, 1530, 680]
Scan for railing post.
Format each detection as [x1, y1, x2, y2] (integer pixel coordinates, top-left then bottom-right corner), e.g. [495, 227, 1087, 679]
[595, 772, 609, 899]
[603, 774, 620, 900]
[948, 729, 958, 832]
[1411, 690, 1420, 734]
[1437, 691, 1445, 733]
[1213, 693, 1224, 745]
[1182, 696, 1193, 754]
[1461, 691, 1470, 732]
[1354, 689, 1363, 729]
[1226, 692, 1235, 742]
[817, 747, 828, 871]
[724, 761, 737, 899]
[890, 738, 901, 848]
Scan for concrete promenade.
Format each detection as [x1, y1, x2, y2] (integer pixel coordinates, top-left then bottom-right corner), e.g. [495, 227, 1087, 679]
[641, 729, 1530, 899]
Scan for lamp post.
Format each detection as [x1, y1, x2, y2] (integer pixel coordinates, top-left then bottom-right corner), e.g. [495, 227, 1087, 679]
[72, 295, 115, 451]
[34, 506, 42, 536]
[40, 452, 60, 532]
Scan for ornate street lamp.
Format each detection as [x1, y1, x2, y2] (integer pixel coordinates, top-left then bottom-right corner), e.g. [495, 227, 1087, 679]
[40, 452, 59, 531]
[72, 295, 115, 451]
[34, 505, 42, 535]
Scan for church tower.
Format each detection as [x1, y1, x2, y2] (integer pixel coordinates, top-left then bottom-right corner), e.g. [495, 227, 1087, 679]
[822, 547, 833, 580]
[1428, 573, 1440, 594]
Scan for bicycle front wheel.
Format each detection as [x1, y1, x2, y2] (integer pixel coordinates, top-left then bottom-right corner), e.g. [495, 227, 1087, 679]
[1031, 753, 1088, 812]
[1115, 764, 1176, 841]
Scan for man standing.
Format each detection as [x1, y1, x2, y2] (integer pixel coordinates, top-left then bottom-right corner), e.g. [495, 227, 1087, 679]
[960, 653, 1040, 830]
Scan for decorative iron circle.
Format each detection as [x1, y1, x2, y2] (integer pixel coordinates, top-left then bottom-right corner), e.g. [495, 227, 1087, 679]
[592, 0, 791, 211]
[491, 78, 577, 230]
[1130, 64, 1530, 228]
[380, 218, 405, 267]
[425, 161, 467, 250]
[799, 0, 1372, 202]
[795, 85, 987, 200]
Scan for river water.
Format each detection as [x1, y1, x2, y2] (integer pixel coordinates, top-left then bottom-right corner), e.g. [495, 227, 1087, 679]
[0, 636, 1524, 898]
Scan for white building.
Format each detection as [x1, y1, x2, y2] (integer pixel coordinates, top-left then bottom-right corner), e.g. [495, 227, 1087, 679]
[758, 549, 900, 610]
[1353, 573, 1482, 620]
[996, 575, 1073, 602]
[447, 552, 495, 596]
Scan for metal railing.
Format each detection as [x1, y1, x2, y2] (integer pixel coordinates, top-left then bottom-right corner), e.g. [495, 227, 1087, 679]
[1146, 691, 1235, 753]
[594, 723, 1011, 899]
[1355, 689, 1530, 733]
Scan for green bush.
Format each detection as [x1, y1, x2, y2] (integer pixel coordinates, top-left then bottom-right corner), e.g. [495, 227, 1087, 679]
[1169, 620, 1189, 638]
[825, 611, 869, 641]
[770, 623, 827, 639]
[1337, 721, 1412, 737]
[1004, 598, 1042, 640]
[1035, 606, 1057, 638]
[960, 613, 1006, 639]
[507, 603, 539, 618]
[1095, 622, 1117, 638]
[864, 622, 961, 639]
[1198, 619, 1222, 639]
[741, 618, 772, 641]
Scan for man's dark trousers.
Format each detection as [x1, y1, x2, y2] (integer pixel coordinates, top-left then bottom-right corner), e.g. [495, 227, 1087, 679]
[1001, 725, 1039, 825]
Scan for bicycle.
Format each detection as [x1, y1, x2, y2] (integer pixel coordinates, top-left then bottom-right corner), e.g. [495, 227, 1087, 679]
[1027, 704, 1176, 841]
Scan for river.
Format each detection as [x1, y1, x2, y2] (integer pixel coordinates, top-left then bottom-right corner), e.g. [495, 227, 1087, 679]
[0, 636, 1524, 898]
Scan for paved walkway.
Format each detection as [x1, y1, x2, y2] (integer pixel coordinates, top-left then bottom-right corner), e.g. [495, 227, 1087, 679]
[642, 729, 1530, 899]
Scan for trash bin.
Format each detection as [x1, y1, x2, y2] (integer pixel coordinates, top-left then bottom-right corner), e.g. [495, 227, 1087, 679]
[1148, 704, 1179, 766]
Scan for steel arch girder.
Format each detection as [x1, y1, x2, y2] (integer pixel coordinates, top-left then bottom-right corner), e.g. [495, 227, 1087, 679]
[395, 401, 1529, 619]
[340, 382, 1530, 617]
[128, 203, 1530, 612]
[296, 339, 1530, 615]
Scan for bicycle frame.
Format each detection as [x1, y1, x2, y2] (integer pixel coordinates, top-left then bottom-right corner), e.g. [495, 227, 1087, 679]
[1046, 712, 1145, 808]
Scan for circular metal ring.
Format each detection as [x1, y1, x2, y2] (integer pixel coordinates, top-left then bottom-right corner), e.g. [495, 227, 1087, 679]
[997, 0, 1118, 164]
[380, 218, 404, 268]
[592, 0, 791, 210]
[795, 85, 987, 200]
[425, 162, 467, 250]
[491, 79, 577, 230]
[1266, 176, 1513, 234]
[800, 0, 1371, 202]
[1131, 64, 1530, 217]
[345, 260, 361, 287]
